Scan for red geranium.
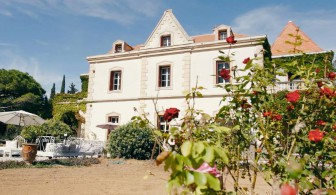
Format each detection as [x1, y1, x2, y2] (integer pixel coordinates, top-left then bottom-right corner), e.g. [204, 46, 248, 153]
[316, 120, 326, 126]
[308, 129, 324, 142]
[327, 72, 336, 80]
[317, 81, 323, 88]
[263, 111, 272, 117]
[333, 125, 336, 130]
[220, 69, 231, 80]
[163, 108, 180, 122]
[272, 114, 282, 121]
[285, 90, 300, 103]
[243, 57, 250, 64]
[226, 35, 237, 44]
[320, 87, 334, 98]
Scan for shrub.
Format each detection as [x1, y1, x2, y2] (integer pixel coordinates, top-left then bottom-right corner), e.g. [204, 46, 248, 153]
[21, 119, 72, 142]
[108, 123, 158, 160]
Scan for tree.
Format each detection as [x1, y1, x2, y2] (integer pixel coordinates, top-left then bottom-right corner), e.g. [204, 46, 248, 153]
[50, 83, 56, 99]
[0, 69, 46, 115]
[67, 82, 78, 94]
[60, 75, 65, 93]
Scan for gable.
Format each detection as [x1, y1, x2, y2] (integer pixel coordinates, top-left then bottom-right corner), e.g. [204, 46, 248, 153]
[272, 21, 323, 56]
[143, 9, 193, 49]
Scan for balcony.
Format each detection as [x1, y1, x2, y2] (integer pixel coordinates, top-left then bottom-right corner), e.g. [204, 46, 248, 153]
[268, 80, 305, 93]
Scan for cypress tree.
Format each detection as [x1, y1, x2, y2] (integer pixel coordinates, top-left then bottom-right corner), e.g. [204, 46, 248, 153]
[60, 75, 65, 93]
[50, 83, 56, 99]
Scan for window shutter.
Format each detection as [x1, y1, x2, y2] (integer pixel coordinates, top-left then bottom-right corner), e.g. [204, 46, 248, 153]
[109, 71, 113, 91]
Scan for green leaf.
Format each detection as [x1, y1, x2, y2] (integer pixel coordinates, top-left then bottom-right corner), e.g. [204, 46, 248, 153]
[214, 148, 228, 164]
[181, 141, 193, 157]
[193, 172, 207, 186]
[185, 171, 195, 185]
[203, 147, 215, 163]
[206, 174, 221, 191]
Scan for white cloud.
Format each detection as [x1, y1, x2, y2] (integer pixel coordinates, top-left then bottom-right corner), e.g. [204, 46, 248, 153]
[0, 49, 62, 93]
[0, 0, 162, 24]
[232, 6, 336, 52]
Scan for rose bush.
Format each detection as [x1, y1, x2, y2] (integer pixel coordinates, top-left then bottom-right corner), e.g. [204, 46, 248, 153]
[133, 36, 335, 193]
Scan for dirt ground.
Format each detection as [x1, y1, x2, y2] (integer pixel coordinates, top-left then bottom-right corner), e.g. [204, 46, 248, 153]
[0, 158, 272, 195]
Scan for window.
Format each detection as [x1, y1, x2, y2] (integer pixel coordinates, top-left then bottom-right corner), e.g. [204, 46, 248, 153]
[216, 61, 230, 84]
[158, 66, 171, 87]
[109, 71, 122, 91]
[219, 30, 227, 40]
[157, 115, 169, 132]
[108, 116, 119, 124]
[161, 35, 171, 47]
[115, 44, 122, 53]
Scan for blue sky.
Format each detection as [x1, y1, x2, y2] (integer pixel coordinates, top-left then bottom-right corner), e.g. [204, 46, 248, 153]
[0, 0, 335, 96]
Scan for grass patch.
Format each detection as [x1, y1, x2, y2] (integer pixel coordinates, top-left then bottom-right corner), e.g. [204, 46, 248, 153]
[0, 158, 101, 170]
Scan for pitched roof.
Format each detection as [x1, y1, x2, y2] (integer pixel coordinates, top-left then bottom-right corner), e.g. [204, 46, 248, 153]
[271, 21, 323, 56]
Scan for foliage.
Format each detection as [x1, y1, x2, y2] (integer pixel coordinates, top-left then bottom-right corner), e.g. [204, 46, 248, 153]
[67, 82, 78, 94]
[51, 91, 87, 137]
[60, 75, 65, 93]
[50, 83, 56, 100]
[20, 119, 72, 142]
[0, 69, 50, 118]
[0, 124, 21, 141]
[132, 35, 336, 193]
[80, 74, 89, 92]
[0, 158, 100, 170]
[108, 123, 158, 160]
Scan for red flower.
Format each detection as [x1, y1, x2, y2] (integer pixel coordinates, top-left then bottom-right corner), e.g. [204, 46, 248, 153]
[263, 111, 272, 117]
[320, 87, 334, 98]
[220, 69, 231, 80]
[285, 90, 300, 103]
[286, 104, 294, 111]
[317, 81, 323, 88]
[315, 68, 321, 73]
[327, 72, 336, 80]
[243, 57, 250, 64]
[163, 108, 180, 122]
[280, 183, 297, 195]
[308, 129, 324, 142]
[226, 35, 237, 44]
[316, 120, 326, 126]
[272, 114, 282, 121]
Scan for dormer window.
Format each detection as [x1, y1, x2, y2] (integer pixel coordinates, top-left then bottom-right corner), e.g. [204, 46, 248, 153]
[161, 35, 171, 47]
[219, 30, 227, 40]
[115, 44, 122, 53]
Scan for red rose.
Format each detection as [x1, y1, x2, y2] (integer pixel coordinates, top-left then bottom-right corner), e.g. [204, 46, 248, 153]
[272, 114, 282, 121]
[263, 111, 272, 117]
[280, 183, 297, 195]
[287, 104, 294, 111]
[320, 87, 334, 98]
[317, 81, 323, 88]
[327, 72, 336, 80]
[316, 120, 326, 126]
[243, 57, 250, 64]
[226, 35, 237, 44]
[220, 69, 231, 80]
[308, 129, 324, 142]
[285, 90, 300, 103]
[163, 108, 180, 122]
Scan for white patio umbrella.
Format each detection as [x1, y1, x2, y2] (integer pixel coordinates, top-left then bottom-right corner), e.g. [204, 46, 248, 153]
[96, 122, 118, 130]
[0, 110, 45, 126]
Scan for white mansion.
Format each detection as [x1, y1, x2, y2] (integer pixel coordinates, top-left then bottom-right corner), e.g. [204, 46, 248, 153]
[84, 10, 269, 142]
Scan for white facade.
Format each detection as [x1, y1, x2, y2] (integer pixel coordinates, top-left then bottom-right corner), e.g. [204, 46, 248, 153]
[84, 10, 267, 142]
